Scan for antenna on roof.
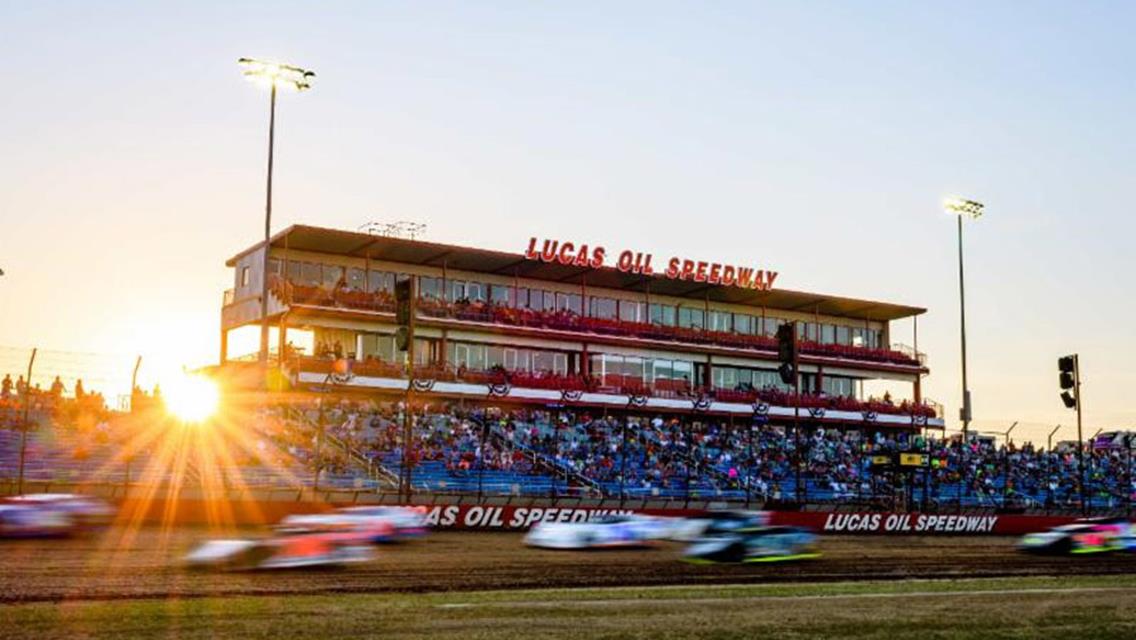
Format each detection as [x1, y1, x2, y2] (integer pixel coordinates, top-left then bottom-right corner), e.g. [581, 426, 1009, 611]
[358, 221, 427, 240]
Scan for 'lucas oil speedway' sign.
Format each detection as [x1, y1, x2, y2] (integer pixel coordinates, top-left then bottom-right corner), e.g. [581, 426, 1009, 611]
[409, 505, 1075, 536]
[523, 237, 779, 291]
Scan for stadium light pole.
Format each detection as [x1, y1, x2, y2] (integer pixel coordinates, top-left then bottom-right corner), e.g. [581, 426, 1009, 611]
[943, 197, 984, 438]
[238, 58, 315, 369]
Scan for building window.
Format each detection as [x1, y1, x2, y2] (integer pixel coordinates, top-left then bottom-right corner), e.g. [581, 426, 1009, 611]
[649, 303, 676, 326]
[708, 311, 732, 333]
[678, 307, 704, 330]
[490, 285, 512, 306]
[300, 262, 321, 287]
[240, 266, 250, 287]
[322, 265, 344, 288]
[419, 276, 443, 301]
[761, 317, 780, 337]
[821, 324, 836, 345]
[556, 292, 583, 315]
[368, 270, 395, 294]
[619, 300, 646, 323]
[347, 268, 366, 291]
[836, 325, 850, 345]
[734, 314, 753, 335]
[589, 296, 618, 319]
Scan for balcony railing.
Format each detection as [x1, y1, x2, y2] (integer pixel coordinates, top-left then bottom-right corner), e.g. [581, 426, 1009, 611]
[288, 356, 939, 419]
[222, 288, 235, 306]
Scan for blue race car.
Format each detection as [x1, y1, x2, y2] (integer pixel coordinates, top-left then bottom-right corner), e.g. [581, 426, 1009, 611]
[1018, 518, 1136, 555]
[683, 525, 819, 564]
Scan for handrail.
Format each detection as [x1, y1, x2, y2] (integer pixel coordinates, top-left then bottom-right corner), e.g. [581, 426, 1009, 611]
[485, 421, 603, 495]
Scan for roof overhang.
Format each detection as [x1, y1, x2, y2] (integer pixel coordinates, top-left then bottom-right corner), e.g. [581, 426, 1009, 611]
[227, 225, 926, 322]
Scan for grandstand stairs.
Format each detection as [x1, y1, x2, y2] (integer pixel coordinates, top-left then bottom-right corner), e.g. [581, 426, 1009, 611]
[280, 405, 398, 490]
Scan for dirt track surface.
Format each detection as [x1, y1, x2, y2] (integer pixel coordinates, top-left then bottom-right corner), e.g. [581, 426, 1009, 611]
[1, 526, 1134, 603]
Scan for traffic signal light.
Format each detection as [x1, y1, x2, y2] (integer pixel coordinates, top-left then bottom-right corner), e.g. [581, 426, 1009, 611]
[1058, 355, 1077, 409]
[776, 323, 797, 385]
[1058, 355, 1075, 390]
[394, 278, 415, 351]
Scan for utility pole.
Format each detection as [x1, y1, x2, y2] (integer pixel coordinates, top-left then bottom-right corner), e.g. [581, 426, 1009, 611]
[16, 348, 37, 495]
[1075, 356, 1087, 515]
[395, 278, 417, 504]
[125, 355, 141, 491]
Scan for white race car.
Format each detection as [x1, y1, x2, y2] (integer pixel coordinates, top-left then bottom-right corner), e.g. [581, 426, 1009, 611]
[524, 514, 672, 549]
[184, 530, 373, 571]
[0, 493, 114, 538]
[278, 506, 428, 544]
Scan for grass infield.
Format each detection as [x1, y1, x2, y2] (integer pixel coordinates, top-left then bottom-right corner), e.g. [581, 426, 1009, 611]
[2, 575, 1136, 639]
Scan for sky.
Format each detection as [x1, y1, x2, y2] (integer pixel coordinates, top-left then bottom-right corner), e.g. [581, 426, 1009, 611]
[1, 1, 1133, 442]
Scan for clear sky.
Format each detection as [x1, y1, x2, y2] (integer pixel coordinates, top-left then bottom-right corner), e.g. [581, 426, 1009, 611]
[1, 1, 1133, 442]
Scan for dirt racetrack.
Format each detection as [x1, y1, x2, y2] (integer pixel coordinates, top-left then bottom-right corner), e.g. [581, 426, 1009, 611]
[1, 526, 1134, 603]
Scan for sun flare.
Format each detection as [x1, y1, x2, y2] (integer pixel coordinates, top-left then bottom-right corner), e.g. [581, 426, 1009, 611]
[162, 374, 220, 423]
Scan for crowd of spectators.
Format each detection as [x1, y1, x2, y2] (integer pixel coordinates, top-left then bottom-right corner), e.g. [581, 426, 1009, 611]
[273, 399, 1136, 509]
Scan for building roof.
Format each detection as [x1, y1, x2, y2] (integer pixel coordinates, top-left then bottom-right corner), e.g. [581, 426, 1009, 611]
[228, 224, 926, 321]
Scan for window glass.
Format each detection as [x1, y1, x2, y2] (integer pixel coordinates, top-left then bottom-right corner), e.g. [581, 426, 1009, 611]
[761, 317, 779, 337]
[267, 258, 280, 276]
[347, 268, 366, 291]
[360, 333, 396, 362]
[867, 329, 881, 349]
[490, 285, 511, 306]
[589, 353, 605, 378]
[413, 338, 432, 365]
[624, 356, 644, 382]
[240, 267, 250, 287]
[821, 324, 836, 344]
[368, 270, 394, 294]
[466, 281, 486, 302]
[468, 344, 486, 370]
[851, 327, 865, 347]
[419, 276, 443, 301]
[590, 297, 618, 319]
[823, 376, 854, 397]
[649, 303, 676, 326]
[532, 351, 556, 373]
[678, 307, 705, 329]
[556, 292, 582, 315]
[708, 311, 732, 332]
[552, 353, 568, 375]
[515, 288, 531, 309]
[300, 262, 322, 287]
[287, 260, 303, 283]
[484, 346, 504, 368]
[649, 358, 673, 381]
[734, 314, 752, 335]
[836, 325, 850, 345]
[797, 321, 817, 342]
[619, 300, 646, 323]
[754, 369, 789, 391]
[672, 360, 694, 385]
[323, 265, 344, 288]
[540, 290, 556, 312]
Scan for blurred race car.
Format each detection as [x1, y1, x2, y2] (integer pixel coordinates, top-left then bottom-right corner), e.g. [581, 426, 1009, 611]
[279, 506, 428, 544]
[0, 494, 114, 538]
[1017, 517, 1136, 555]
[669, 509, 771, 542]
[184, 528, 373, 571]
[524, 514, 672, 549]
[683, 525, 819, 564]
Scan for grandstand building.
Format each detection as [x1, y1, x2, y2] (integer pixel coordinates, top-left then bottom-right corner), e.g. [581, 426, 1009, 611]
[220, 225, 942, 430]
